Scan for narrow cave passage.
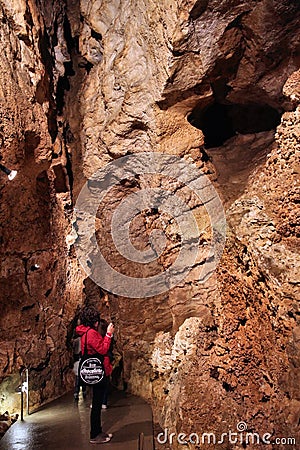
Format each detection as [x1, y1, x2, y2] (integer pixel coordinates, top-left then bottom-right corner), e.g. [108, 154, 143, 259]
[188, 102, 282, 148]
[0, 0, 299, 444]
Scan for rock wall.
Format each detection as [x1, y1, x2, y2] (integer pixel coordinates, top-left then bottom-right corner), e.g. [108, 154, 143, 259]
[0, 0, 299, 448]
[0, 0, 84, 411]
[69, 1, 300, 448]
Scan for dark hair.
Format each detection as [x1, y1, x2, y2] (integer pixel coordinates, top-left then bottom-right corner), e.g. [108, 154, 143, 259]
[80, 306, 100, 328]
[98, 318, 108, 337]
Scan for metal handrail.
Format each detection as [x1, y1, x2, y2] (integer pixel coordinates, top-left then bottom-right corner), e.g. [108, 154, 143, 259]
[20, 368, 29, 421]
[138, 432, 144, 450]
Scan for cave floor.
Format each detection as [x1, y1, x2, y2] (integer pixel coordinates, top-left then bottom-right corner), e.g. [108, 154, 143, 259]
[0, 389, 154, 450]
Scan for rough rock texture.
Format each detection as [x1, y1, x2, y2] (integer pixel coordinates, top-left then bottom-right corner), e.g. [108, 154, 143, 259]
[0, 0, 84, 413]
[0, 411, 18, 438]
[0, 0, 299, 449]
[69, 1, 300, 448]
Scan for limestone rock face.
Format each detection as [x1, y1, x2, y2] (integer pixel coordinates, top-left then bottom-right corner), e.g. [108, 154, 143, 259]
[71, 0, 300, 446]
[0, 0, 84, 411]
[0, 0, 299, 447]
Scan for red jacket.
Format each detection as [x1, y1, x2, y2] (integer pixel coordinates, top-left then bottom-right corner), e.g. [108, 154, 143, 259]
[76, 325, 113, 376]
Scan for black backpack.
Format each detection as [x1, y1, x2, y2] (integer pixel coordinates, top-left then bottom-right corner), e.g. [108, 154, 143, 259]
[79, 328, 105, 386]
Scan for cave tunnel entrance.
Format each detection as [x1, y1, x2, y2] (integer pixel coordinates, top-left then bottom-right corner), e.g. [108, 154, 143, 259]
[188, 102, 282, 148]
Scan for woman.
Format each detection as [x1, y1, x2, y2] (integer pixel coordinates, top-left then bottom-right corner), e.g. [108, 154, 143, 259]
[98, 319, 114, 409]
[76, 306, 114, 444]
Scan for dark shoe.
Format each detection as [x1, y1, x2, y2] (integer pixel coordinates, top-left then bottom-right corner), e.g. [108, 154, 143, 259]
[89, 433, 112, 444]
[74, 393, 79, 400]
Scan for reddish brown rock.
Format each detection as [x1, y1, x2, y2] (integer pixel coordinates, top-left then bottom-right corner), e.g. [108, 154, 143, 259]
[0, 0, 85, 414]
[0, 1, 299, 449]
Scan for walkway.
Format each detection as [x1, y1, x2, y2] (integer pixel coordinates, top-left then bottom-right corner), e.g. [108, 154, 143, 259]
[0, 389, 154, 450]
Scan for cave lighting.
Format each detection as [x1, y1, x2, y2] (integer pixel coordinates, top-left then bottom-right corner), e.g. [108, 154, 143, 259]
[16, 381, 28, 395]
[0, 163, 17, 180]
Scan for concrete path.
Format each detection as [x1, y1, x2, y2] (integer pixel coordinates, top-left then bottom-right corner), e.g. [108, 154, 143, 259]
[0, 389, 154, 450]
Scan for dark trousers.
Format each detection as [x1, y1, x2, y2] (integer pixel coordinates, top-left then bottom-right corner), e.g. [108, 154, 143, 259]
[90, 381, 106, 439]
[102, 377, 109, 406]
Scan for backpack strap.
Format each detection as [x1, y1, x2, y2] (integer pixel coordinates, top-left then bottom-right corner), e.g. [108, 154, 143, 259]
[83, 328, 91, 355]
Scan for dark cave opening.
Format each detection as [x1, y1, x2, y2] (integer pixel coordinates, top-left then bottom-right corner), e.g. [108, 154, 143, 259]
[55, 16, 77, 116]
[188, 102, 282, 148]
